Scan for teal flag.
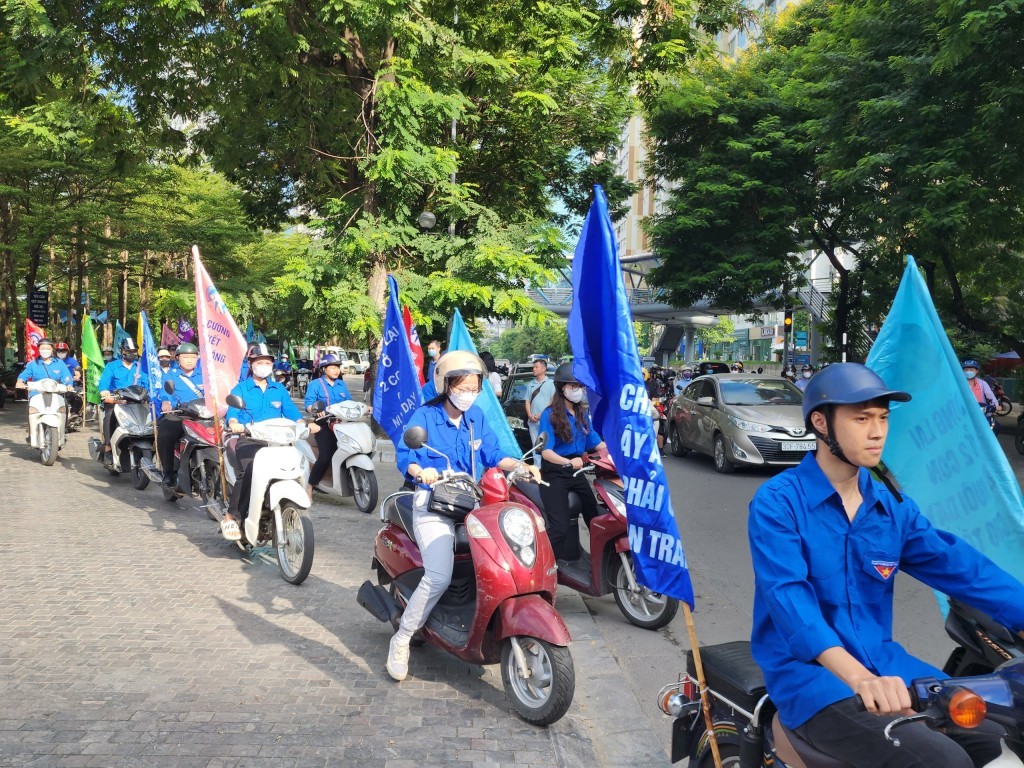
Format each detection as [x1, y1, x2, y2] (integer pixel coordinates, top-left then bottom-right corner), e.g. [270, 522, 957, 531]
[113, 321, 131, 359]
[448, 309, 522, 460]
[867, 256, 1024, 590]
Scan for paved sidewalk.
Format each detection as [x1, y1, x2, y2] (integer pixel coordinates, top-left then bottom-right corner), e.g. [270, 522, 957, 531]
[0, 404, 671, 768]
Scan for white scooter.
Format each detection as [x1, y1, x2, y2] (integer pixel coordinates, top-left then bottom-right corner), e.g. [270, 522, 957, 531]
[25, 378, 70, 466]
[216, 394, 315, 585]
[296, 399, 378, 513]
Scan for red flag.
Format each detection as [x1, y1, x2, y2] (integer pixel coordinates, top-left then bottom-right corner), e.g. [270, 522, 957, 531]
[24, 318, 44, 362]
[402, 305, 426, 385]
[160, 322, 181, 348]
[193, 245, 247, 418]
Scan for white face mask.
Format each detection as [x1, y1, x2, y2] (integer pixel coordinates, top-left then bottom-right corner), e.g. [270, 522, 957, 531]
[564, 387, 584, 403]
[39, 348, 53, 360]
[449, 391, 478, 412]
[965, 371, 977, 380]
[802, 371, 812, 379]
[57, 352, 67, 359]
[428, 348, 439, 359]
[252, 362, 274, 379]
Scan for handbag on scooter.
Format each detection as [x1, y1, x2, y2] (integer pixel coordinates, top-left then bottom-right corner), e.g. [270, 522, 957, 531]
[428, 477, 479, 521]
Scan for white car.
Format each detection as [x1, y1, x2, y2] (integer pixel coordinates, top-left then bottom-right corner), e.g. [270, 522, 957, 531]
[346, 350, 370, 374]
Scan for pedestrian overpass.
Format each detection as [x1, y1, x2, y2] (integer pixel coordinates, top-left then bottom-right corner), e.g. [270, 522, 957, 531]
[525, 253, 721, 364]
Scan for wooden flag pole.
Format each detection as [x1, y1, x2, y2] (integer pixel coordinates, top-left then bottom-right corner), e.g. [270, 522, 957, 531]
[683, 602, 723, 768]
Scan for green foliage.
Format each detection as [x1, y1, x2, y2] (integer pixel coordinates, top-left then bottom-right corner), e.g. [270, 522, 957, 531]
[490, 322, 570, 363]
[696, 316, 735, 346]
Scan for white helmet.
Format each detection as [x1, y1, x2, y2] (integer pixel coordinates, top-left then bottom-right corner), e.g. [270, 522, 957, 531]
[432, 350, 484, 393]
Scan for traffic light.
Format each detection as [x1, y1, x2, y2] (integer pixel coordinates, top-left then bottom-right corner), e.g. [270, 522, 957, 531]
[783, 310, 793, 333]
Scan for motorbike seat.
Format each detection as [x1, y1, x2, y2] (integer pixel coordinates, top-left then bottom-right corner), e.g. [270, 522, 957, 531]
[773, 713, 850, 768]
[386, 492, 471, 554]
[686, 640, 766, 714]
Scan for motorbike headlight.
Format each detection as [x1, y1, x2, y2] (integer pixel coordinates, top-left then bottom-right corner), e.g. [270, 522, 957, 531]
[196, 405, 213, 419]
[507, 416, 525, 430]
[500, 507, 537, 567]
[607, 489, 627, 519]
[728, 415, 772, 433]
[338, 432, 361, 452]
[465, 513, 490, 539]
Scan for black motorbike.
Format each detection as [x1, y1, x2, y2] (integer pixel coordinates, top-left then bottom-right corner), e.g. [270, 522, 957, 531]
[659, 598, 1024, 767]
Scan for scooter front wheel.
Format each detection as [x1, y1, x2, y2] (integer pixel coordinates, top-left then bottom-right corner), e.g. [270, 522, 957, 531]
[500, 636, 574, 726]
[350, 467, 378, 513]
[130, 448, 150, 490]
[40, 425, 57, 466]
[610, 554, 679, 630]
[276, 505, 314, 585]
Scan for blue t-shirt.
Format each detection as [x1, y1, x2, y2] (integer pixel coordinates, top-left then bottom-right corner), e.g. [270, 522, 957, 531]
[749, 451, 1024, 729]
[395, 400, 512, 486]
[18, 358, 73, 385]
[304, 376, 352, 410]
[537, 406, 602, 457]
[156, 367, 205, 410]
[225, 377, 301, 425]
[98, 360, 140, 393]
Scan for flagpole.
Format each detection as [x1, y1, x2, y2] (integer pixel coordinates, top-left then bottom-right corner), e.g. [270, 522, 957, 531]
[682, 603, 723, 768]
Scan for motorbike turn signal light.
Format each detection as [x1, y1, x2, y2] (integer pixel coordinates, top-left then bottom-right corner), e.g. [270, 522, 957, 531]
[947, 688, 986, 729]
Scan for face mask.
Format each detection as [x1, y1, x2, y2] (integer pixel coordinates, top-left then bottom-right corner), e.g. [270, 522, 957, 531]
[159, 359, 171, 368]
[40, 349, 53, 360]
[57, 352, 67, 359]
[122, 352, 137, 363]
[803, 371, 812, 379]
[252, 362, 274, 379]
[449, 391, 478, 412]
[103, 355, 113, 363]
[965, 371, 977, 380]
[564, 387, 584, 403]
[428, 348, 439, 359]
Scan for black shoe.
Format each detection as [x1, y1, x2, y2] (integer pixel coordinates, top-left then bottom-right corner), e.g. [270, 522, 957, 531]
[102, 451, 113, 466]
[162, 471, 176, 487]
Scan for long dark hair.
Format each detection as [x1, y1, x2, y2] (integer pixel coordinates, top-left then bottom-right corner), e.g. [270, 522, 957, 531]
[549, 384, 590, 444]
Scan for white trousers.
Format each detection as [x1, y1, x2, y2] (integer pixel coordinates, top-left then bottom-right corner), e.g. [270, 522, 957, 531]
[394, 489, 456, 644]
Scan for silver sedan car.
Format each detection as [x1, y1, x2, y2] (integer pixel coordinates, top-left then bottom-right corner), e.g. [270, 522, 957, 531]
[667, 374, 814, 473]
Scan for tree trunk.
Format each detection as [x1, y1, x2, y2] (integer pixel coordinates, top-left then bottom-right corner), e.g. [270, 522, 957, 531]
[118, 249, 129, 327]
[76, 234, 87, 351]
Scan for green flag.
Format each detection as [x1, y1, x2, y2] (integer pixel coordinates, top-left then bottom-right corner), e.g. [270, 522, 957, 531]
[81, 318, 105, 404]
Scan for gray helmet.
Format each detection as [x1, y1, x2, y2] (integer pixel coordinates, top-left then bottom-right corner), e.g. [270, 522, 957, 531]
[175, 342, 199, 356]
[553, 362, 578, 385]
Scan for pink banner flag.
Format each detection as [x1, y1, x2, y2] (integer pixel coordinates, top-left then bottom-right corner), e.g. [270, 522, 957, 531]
[160, 322, 181, 348]
[402, 305, 426, 386]
[193, 245, 247, 418]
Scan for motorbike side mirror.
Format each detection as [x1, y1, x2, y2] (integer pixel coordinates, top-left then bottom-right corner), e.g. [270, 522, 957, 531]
[696, 396, 715, 408]
[534, 432, 547, 451]
[403, 426, 428, 449]
[311, 400, 326, 413]
[164, 379, 176, 394]
[226, 394, 246, 410]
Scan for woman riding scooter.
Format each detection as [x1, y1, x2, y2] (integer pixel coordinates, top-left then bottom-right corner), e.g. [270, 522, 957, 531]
[537, 363, 608, 563]
[303, 353, 352, 497]
[388, 351, 541, 682]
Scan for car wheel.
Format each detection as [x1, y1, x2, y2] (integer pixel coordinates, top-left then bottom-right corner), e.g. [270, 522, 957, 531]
[713, 434, 735, 474]
[669, 423, 689, 457]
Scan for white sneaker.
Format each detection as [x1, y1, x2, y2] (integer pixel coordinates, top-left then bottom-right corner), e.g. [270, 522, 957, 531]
[386, 635, 410, 681]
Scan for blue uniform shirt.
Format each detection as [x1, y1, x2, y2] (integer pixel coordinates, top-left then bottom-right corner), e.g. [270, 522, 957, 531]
[225, 377, 301, 425]
[156, 367, 205, 410]
[18, 358, 73, 385]
[304, 376, 352, 410]
[60, 356, 79, 375]
[396, 400, 512, 486]
[749, 451, 1024, 729]
[537, 406, 602, 457]
[98, 360, 140, 393]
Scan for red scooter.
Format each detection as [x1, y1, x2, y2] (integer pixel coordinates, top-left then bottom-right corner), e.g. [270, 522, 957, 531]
[357, 426, 575, 726]
[148, 380, 222, 508]
[509, 453, 679, 630]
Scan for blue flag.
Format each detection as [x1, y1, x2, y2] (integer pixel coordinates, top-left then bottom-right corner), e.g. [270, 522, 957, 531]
[448, 308, 522, 460]
[867, 256, 1024, 590]
[113, 321, 131, 359]
[374, 275, 424, 444]
[568, 186, 695, 608]
[245, 319, 266, 344]
[138, 310, 162, 404]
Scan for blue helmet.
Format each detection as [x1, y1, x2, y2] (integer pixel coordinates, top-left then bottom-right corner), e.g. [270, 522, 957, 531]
[802, 363, 910, 423]
[318, 353, 343, 369]
[962, 359, 980, 370]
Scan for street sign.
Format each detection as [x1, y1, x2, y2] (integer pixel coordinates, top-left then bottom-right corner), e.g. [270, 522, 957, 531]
[796, 354, 811, 366]
[795, 331, 808, 346]
[759, 325, 779, 338]
[28, 290, 48, 327]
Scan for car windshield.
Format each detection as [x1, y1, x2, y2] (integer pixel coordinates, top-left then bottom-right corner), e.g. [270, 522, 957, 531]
[720, 379, 803, 406]
[506, 376, 532, 403]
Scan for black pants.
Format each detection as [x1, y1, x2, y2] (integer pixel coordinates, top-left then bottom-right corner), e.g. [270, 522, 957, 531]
[793, 697, 1002, 768]
[157, 418, 184, 479]
[539, 459, 599, 561]
[308, 426, 338, 486]
[227, 438, 266, 520]
[102, 403, 117, 446]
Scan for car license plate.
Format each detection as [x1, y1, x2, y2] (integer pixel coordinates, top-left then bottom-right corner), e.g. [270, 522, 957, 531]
[782, 441, 816, 451]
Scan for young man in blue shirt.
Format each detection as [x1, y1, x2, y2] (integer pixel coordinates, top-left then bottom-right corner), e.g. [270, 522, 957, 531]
[16, 338, 74, 432]
[220, 344, 317, 541]
[749, 363, 1024, 767]
[154, 343, 205, 488]
[96, 338, 140, 465]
